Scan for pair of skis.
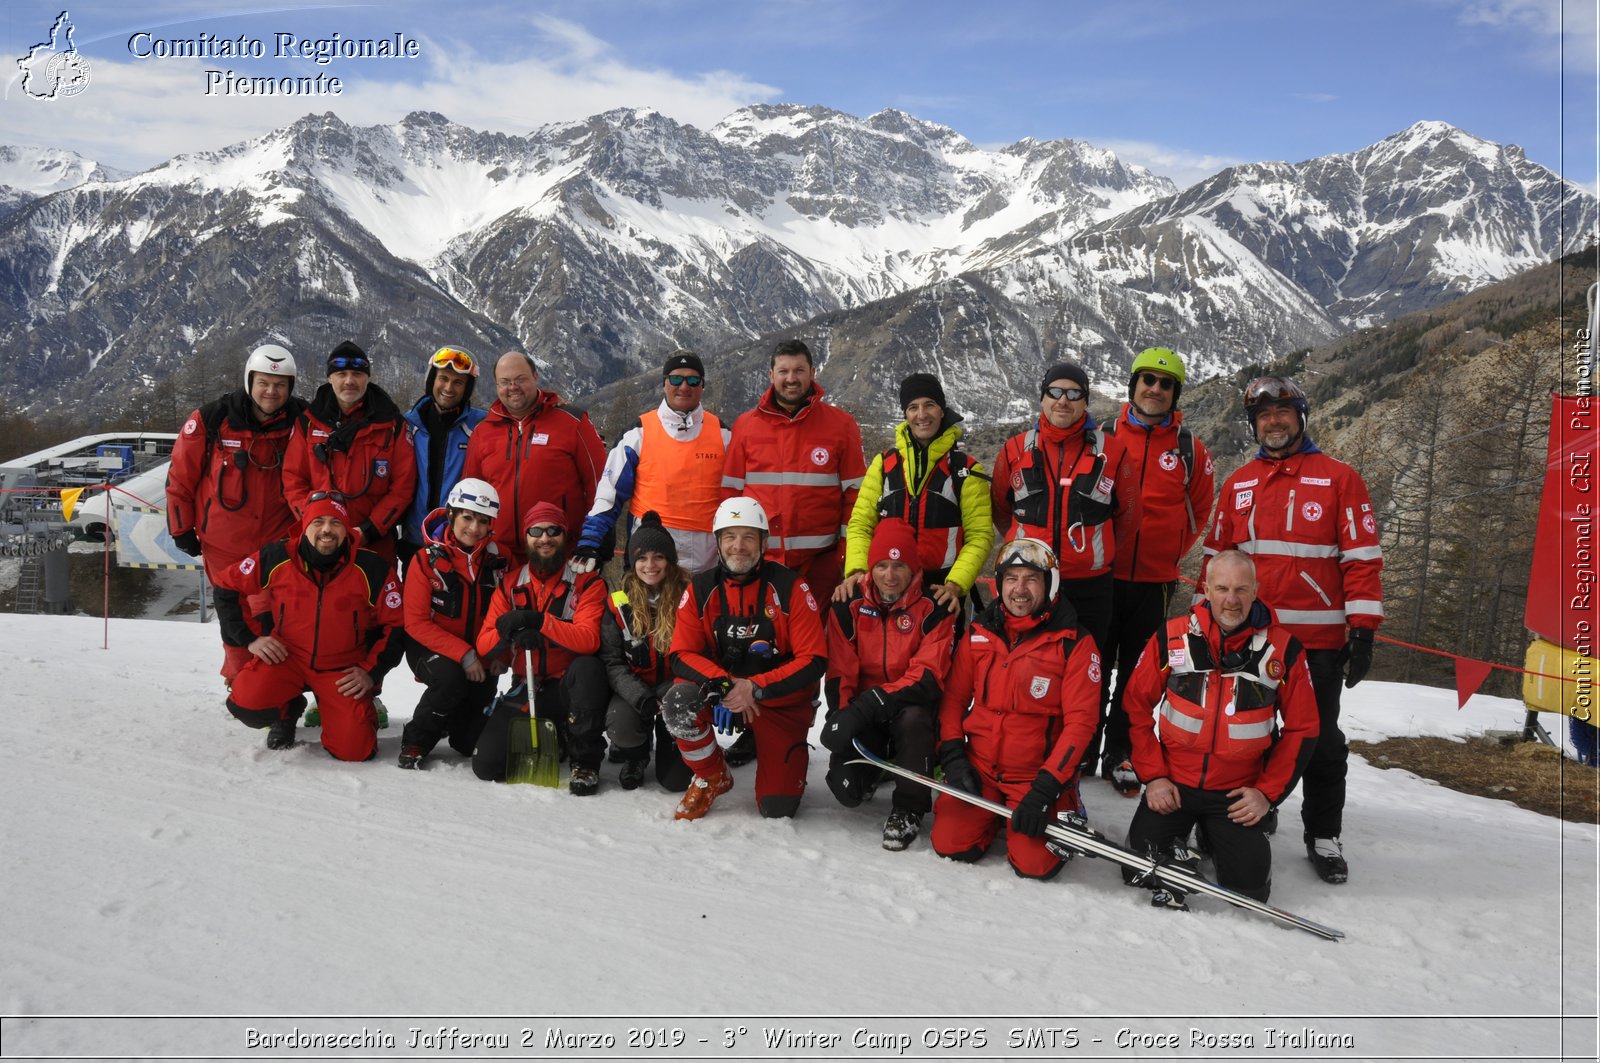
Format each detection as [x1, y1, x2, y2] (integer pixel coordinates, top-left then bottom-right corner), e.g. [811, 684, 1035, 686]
[847, 741, 1344, 941]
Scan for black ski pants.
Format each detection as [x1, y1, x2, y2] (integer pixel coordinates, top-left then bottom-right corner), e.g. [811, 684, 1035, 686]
[825, 702, 937, 814]
[1300, 648, 1348, 840]
[1061, 571, 1114, 768]
[472, 655, 610, 780]
[1100, 578, 1176, 768]
[1124, 783, 1273, 901]
[403, 641, 496, 757]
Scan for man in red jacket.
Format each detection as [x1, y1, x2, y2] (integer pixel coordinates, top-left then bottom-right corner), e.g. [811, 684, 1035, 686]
[661, 496, 828, 821]
[721, 339, 865, 603]
[464, 351, 606, 567]
[475, 501, 609, 793]
[1121, 550, 1319, 905]
[930, 537, 1101, 880]
[820, 518, 955, 851]
[282, 341, 417, 563]
[214, 494, 405, 760]
[166, 344, 307, 682]
[1099, 348, 1215, 794]
[991, 363, 1141, 708]
[1199, 375, 1383, 884]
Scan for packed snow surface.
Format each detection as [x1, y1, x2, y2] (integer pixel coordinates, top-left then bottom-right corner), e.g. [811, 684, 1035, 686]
[1, 613, 1595, 1060]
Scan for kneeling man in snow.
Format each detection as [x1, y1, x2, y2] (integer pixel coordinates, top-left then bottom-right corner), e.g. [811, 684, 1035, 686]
[214, 494, 405, 759]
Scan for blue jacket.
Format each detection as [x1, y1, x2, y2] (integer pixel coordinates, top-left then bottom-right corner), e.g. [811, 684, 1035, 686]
[402, 397, 487, 545]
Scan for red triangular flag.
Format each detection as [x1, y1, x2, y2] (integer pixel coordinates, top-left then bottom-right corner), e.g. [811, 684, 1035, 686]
[1454, 657, 1494, 710]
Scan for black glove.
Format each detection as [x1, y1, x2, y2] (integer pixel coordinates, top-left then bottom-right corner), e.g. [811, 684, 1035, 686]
[1340, 628, 1374, 689]
[1010, 769, 1064, 839]
[172, 530, 202, 557]
[937, 739, 982, 796]
[638, 695, 660, 721]
[495, 608, 543, 646]
[821, 703, 870, 755]
[568, 544, 602, 574]
[699, 676, 733, 708]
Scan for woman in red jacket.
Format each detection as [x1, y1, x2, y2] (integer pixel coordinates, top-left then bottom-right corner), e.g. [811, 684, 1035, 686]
[397, 478, 507, 769]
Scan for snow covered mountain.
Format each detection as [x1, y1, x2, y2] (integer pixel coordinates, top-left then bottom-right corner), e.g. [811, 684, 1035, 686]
[0, 145, 128, 218]
[0, 108, 1589, 421]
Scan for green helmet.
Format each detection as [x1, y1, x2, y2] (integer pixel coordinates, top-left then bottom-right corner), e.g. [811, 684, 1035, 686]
[1129, 347, 1186, 405]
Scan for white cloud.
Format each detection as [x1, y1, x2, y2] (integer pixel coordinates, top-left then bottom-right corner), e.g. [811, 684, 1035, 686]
[1096, 139, 1248, 191]
[1457, 0, 1598, 72]
[0, 15, 780, 172]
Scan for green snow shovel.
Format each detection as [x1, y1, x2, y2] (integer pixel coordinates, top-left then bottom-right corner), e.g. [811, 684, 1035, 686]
[505, 644, 562, 787]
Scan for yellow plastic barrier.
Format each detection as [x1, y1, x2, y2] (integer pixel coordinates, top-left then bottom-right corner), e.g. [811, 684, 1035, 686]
[1523, 638, 1600, 723]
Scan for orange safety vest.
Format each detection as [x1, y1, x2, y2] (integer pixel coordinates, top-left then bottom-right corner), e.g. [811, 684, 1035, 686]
[630, 410, 725, 531]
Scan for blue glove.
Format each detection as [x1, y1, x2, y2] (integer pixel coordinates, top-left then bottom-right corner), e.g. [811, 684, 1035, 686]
[713, 701, 744, 735]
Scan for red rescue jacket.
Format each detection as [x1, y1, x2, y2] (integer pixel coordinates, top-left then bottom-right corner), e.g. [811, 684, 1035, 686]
[938, 597, 1100, 788]
[213, 536, 404, 674]
[165, 390, 305, 573]
[282, 383, 418, 544]
[1106, 405, 1215, 583]
[462, 390, 606, 564]
[476, 563, 605, 684]
[1201, 442, 1383, 650]
[825, 575, 954, 713]
[991, 414, 1141, 580]
[403, 508, 506, 665]
[721, 384, 866, 569]
[1122, 601, 1320, 804]
[669, 560, 828, 712]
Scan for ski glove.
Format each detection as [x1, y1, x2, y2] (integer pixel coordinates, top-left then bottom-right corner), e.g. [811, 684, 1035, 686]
[820, 704, 870, 755]
[568, 545, 601, 575]
[173, 530, 202, 557]
[495, 608, 544, 647]
[1010, 770, 1064, 839]
[1340, 628, 1374, 689]
[713, 702, 744, 735]
[937, 739, 982, 796]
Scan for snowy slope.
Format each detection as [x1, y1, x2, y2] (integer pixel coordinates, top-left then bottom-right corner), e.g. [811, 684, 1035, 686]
[1, 613, 1595, 1059]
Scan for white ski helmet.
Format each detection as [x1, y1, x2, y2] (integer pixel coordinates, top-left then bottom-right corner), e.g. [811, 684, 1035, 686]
[243, 344, 297, 392]
[446, 477, 500, 520]
[995, 536, 1060, 604]
[712, 496, 769, 534]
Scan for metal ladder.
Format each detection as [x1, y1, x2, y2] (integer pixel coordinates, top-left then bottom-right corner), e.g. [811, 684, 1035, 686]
[14, 556, 43, 614]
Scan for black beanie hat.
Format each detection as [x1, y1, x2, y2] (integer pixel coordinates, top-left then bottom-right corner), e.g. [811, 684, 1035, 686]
[662, 350, 705, 378]
[327, 340, 371, 376]
[628, 511, 678, 567]
[898, 372, 947, 413]
[1040, 362, 1089, 397]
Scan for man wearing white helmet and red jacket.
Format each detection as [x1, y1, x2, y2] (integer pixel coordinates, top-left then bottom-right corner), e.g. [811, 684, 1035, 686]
[474, 500, 609, 794]
[397, 477, 507, 770]
[214, 493, 405, 759]
[661, 496, 828, 821]
[166, 343, 307, 682]
[930, 537, 1101, 880]
[821, 517, 955, 851]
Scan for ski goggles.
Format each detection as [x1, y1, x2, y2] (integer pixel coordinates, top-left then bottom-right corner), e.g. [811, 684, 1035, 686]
[1043, 385, 1086, 402]
[1243, 375, 1305, 405]
[429, 346, 478, 376]
[665, 374, 704, 388]
[328, 354, 370, 373]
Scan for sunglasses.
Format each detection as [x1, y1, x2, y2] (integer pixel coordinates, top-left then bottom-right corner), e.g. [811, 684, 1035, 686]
[306, 490, 346, 503]
[430, 347, 478, 376]
[1044, 386, 1087, 402]
[1139, 373, 1176, 392]
[328, 356, 370, 372]
[666, 374, 704, 388]
[525, 526, 564, 539]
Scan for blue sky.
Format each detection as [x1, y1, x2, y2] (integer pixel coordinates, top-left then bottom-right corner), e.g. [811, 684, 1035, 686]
[2, 0, 1595, 190]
